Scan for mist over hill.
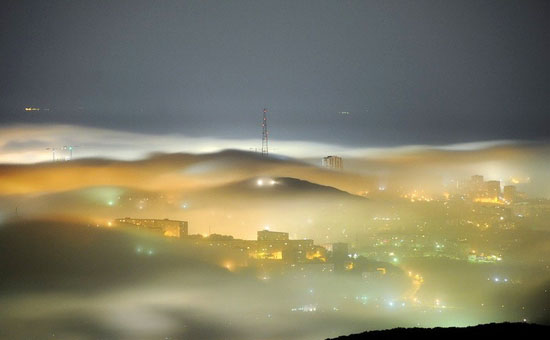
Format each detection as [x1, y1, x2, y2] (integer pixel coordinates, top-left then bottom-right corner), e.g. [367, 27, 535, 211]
[1, 149, 549, 339]
[0, 150, 375, 239]
[0, 149, 374, 195]
[1, 0, 549, 337]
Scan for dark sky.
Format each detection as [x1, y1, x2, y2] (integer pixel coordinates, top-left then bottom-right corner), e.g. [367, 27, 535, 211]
[1, 0, 548, 147]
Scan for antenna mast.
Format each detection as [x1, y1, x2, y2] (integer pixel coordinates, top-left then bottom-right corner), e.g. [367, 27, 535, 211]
[261, 108, 269, 156]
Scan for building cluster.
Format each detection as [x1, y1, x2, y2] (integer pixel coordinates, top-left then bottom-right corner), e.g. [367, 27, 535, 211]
[199, 229, 330, 265]
[510, 199, 550, 227]
[451, 175, 522, 203]
[115, 217, 188, 238]
[322, 155, 343, 171]
[113, 218, 353, 267]
[113, 217, 397, 278]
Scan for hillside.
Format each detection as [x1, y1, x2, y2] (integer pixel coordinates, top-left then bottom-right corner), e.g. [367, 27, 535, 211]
[202, 176, 366, 200]
[327, 322, 550, 339]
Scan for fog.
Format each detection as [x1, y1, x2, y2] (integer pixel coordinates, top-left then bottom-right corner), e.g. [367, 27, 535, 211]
[2, 0, 549, 336]
[2, 221, 547, 340]
[0, 221, 409, 340]
[1, 148, 549, 339]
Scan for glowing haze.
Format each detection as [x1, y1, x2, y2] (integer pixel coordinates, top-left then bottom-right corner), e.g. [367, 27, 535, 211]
[1, 1, 549, 338]
[1, 124, 549, 198]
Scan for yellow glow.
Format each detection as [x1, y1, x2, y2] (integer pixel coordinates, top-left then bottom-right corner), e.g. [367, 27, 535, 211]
[223, 261, 234, 271]
[401, 190, 433, 202]
[306, 250, 326, 261]
[474, 197, 504, 204]
[250, 251, 282, 260]
[163, 229, 179, 238]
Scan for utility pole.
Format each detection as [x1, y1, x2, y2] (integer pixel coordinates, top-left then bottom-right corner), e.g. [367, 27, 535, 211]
[46, 147, 57, 161]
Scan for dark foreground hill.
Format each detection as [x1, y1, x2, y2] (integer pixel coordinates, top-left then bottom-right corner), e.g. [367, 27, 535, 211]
[327, 322, 550, 339]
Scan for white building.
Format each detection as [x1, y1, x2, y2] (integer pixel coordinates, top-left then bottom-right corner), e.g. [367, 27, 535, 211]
[322, 155, 343, 171]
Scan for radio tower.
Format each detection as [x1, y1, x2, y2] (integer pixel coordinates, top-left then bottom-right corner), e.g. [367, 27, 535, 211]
[261, 108, 269, 156]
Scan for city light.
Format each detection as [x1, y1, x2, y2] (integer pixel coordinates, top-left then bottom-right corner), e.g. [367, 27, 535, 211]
[256, 178, 276, 187]
[2, 2, 549, 338]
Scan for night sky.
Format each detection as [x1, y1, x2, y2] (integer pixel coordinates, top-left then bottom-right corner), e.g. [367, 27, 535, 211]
[1, 0, 548, 147]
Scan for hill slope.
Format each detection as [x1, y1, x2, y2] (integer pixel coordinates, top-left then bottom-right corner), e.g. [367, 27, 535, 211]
[327, 322, 550, 339]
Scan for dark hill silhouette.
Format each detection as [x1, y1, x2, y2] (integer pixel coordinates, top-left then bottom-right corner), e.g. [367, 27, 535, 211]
[327, 322, 550, 340]
[203, 176, 367, 200]
[0, 220, 235, 293]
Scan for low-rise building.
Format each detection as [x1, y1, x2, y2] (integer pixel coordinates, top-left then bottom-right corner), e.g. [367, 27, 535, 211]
[115, 217, 188, 238]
